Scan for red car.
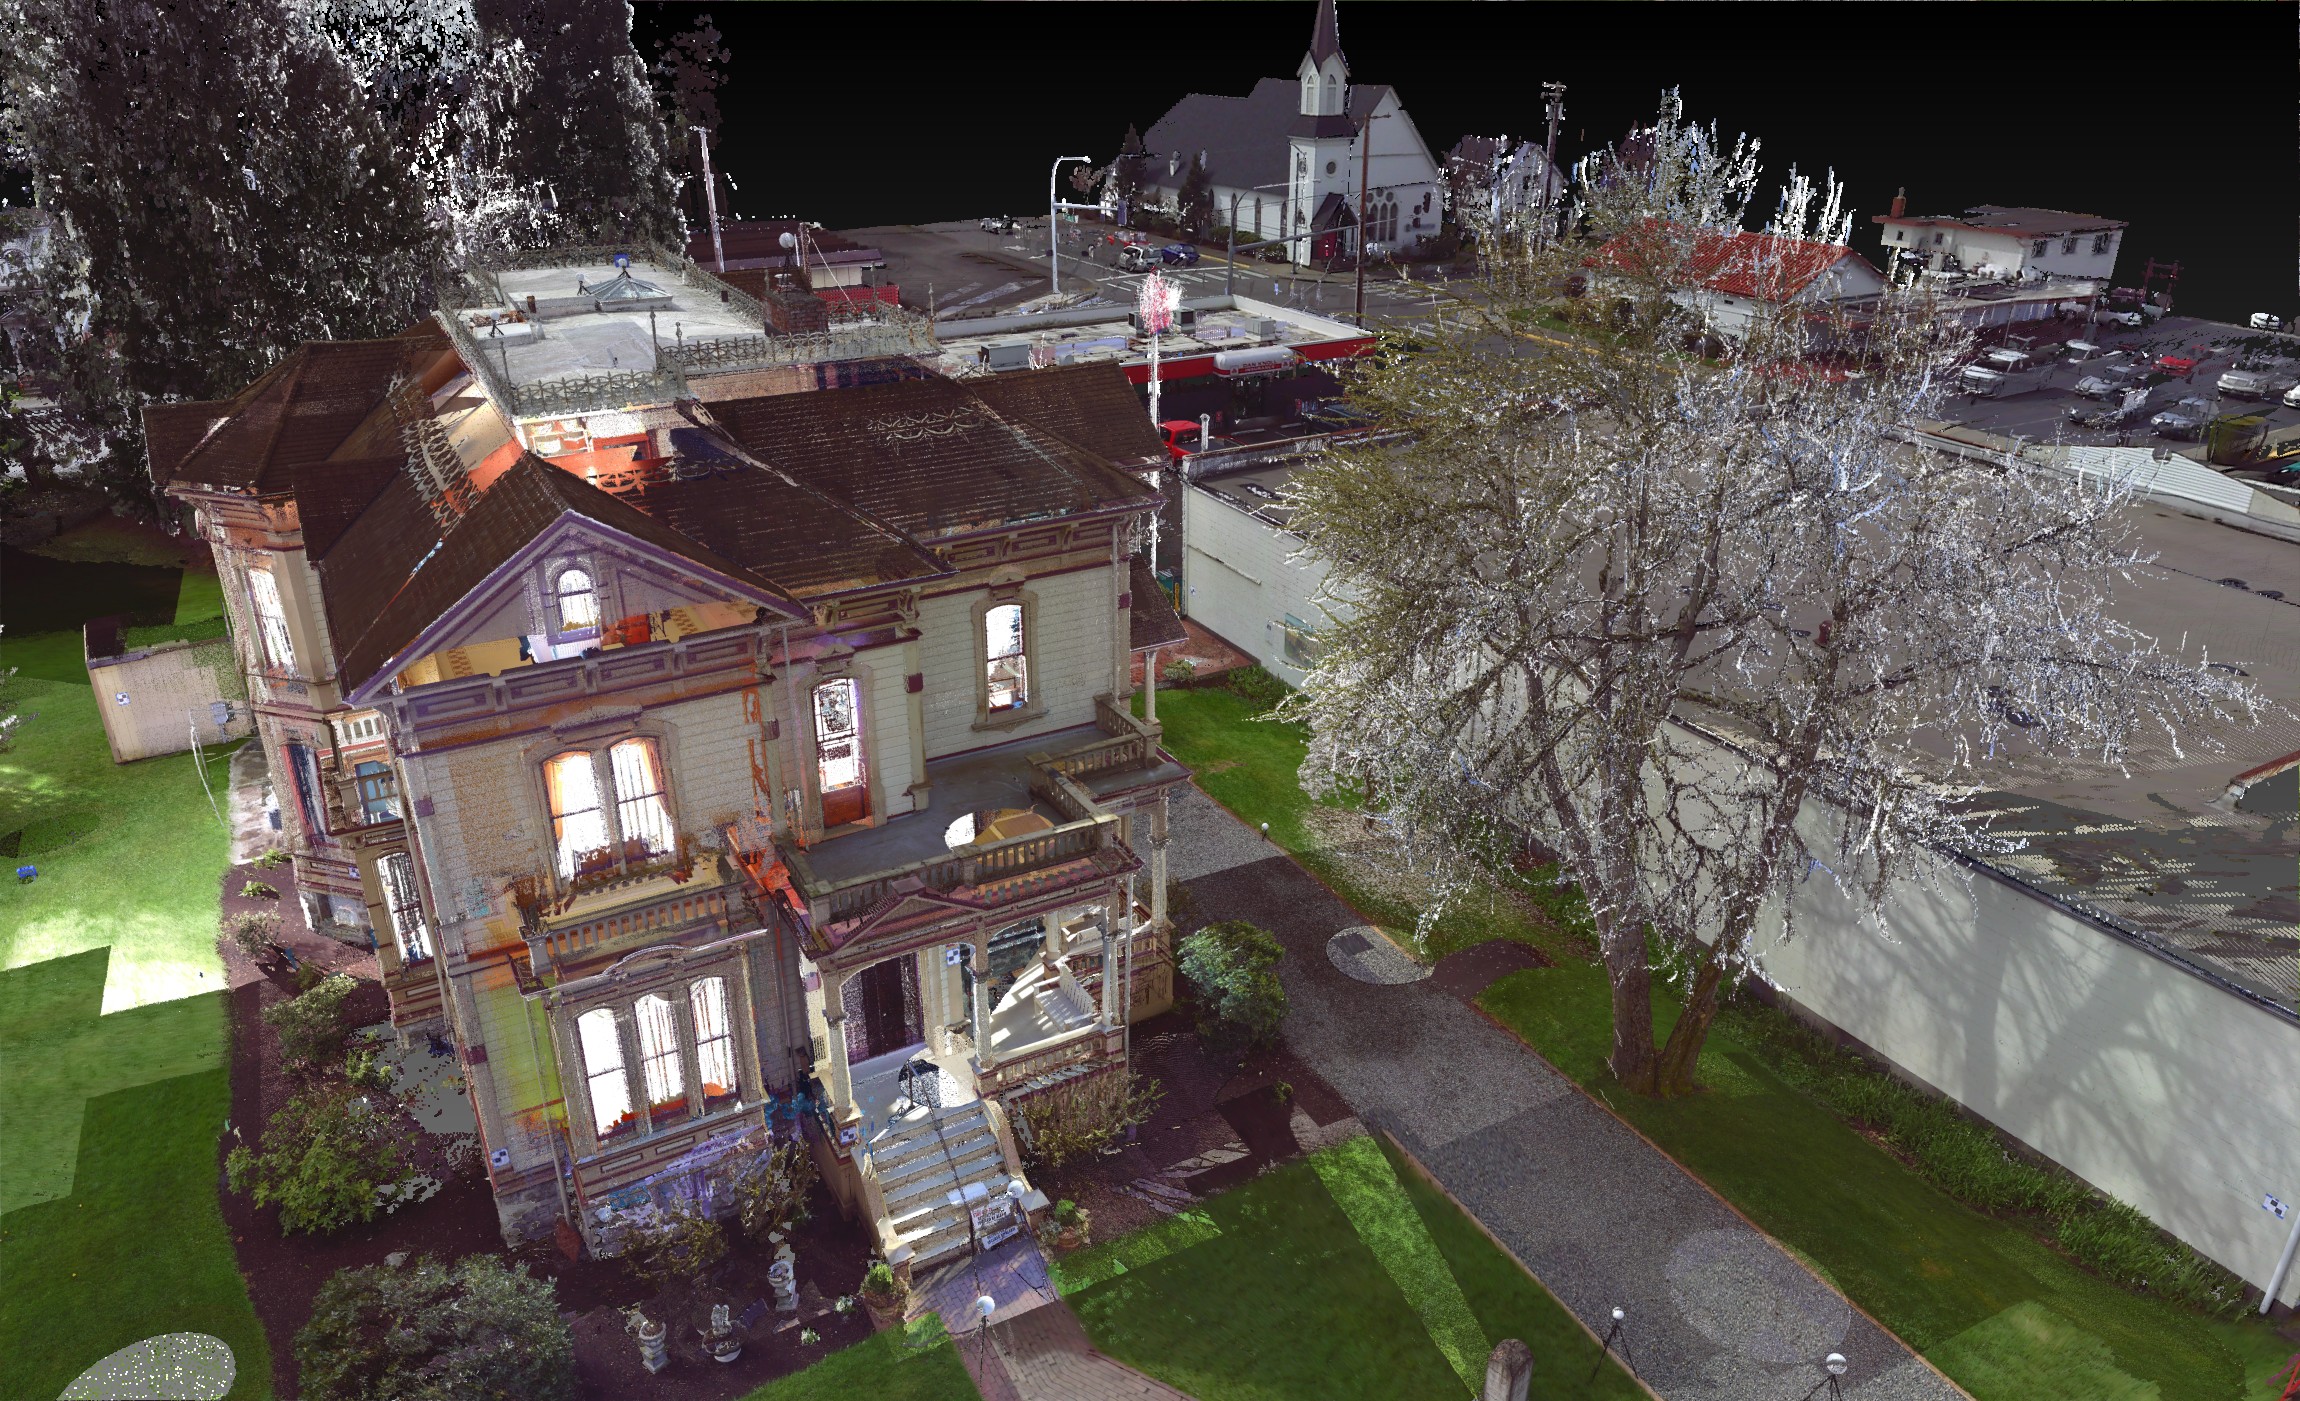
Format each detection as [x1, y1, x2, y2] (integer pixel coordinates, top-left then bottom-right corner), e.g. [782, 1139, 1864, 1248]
[2156, 355, 2198, 376]
[1160, 419, 1233, 460]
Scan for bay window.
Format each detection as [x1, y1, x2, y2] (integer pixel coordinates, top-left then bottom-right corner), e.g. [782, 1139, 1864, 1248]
[248, 567, 296, 671]
[578, 1008, 636, 1142]
[690, 977, 739, 1113]
[635, 993, 685, 1127]
[570, 974, 749, 1154]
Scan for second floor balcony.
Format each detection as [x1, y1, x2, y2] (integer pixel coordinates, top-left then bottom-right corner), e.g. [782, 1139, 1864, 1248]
[769, 696, 1185, 948]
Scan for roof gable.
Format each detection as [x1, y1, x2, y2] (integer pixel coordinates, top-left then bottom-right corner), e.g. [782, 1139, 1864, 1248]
[162, 327, 451, 495]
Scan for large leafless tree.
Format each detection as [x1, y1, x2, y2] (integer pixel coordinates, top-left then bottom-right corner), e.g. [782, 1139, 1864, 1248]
[1280, 94, 2257, 1096]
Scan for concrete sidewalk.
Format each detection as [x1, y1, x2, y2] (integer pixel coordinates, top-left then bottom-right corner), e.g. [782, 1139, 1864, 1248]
[913, 1236, 1196, 1401]
[1168, 784, 1965, 1401]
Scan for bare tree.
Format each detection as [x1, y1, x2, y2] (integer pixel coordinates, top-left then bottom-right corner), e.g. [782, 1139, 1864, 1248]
[1279, 93, 2257, 1097]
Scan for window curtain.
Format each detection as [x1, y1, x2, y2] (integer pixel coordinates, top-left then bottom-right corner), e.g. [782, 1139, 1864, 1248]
[634, 994, 685, 1121]
[577, 1009, 633, 1140]
[690, 977, 738, 1109]
[610, 739, 673, 858]
[545, 751, 607, 879]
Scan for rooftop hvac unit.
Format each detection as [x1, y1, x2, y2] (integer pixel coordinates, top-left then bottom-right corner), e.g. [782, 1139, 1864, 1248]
[985, 343, 1032, 371]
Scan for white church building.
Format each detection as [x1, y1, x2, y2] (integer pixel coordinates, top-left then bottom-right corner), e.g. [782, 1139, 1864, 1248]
[1135, 0, 1443, 266]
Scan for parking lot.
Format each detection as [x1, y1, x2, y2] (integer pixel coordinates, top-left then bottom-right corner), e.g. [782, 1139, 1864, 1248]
[1938, 313, 2300, 477]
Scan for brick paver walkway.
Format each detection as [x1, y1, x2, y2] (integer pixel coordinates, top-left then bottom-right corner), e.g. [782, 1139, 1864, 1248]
[915, 1237, 1195, 1401]
[1168, 784, 1967, 1401]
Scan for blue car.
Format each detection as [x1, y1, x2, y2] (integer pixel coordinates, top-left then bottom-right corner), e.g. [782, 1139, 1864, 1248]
[1159, 243, 1200, 267]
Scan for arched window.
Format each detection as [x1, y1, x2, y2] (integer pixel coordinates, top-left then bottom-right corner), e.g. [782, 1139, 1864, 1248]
[690, 977, 740, 1112]
[1325, 74, 1337, 110]
[544, 750, 607, 878]
[608, 738, 672, 859]
[578, 1008, 635, 1141]
[634, 993, 685, 1125]
[248, 567, 296, 671]
[555, 567, 598, 633]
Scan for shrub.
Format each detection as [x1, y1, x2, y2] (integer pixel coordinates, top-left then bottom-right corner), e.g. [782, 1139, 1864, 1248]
[251, 847, 291, 870]
[1179, 920, 1288, 1058]
[732, 1138, 816, 1243]
[1014, 1070, 1161, 1170]
[2057, 1202, 2249, 1315]
[225, 909, 281, 958]
[1160, 658, 1197, 686]
[1225, 664, 1289, 709]
[613, 1200, 728, 1292]
[859, 1259, 903, 1304]
[295, 1253, 575, 1401]
[344, 1043, 395, 1092]
[265, 972, 359, 1072]
[225, 1087, 417, 1234]
[242, 879, 280, 899]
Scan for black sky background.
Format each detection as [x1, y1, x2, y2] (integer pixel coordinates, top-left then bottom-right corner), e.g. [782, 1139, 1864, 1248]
[639, 1, 2293, 325]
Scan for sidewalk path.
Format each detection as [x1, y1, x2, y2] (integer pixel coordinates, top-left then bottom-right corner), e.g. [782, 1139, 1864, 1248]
[1168, 784, 1965, 1401]
[913, 1237, 1196, 1401]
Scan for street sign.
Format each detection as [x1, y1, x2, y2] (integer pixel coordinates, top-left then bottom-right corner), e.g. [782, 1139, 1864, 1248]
[2266, 1193, 2288, 1221]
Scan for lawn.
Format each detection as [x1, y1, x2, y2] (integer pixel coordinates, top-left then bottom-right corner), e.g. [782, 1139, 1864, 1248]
[738, 1315, 978, 1401]
[0, 620, 269, 1399]
[1142, 682, 1589, 961]
[1053, 1134, 1643, 1400]
[1478, 963, 2295, 1401]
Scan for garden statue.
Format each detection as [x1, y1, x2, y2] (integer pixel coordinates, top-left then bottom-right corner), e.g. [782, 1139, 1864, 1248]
[633, 1311, 669, 1374]
[705, 1302, 742, 1363]
[768, 1246, 799, 1313]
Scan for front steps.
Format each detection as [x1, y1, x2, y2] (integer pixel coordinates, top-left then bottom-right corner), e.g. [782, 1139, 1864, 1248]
[868, 1100, 1028, 1272]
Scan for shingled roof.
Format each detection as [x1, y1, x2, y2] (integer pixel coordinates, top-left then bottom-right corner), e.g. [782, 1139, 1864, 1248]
[1591, 224, 1881, 303]
[965, 363, 1166, 470]
[157, 326, 451, 494]
[709, 376, 1155, 541]
[323, 454, 800, 693]
[1128, 558, 1187, 652]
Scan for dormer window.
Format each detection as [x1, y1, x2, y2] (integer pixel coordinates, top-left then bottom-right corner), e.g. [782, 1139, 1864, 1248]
[555, 567, 599, 633]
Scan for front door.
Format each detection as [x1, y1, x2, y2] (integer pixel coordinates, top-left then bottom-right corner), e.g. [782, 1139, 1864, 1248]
[842, 955, 922, 1063]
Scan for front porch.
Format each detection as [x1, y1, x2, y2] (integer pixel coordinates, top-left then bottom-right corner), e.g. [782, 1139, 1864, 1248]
[747, 697, 1187, 1275]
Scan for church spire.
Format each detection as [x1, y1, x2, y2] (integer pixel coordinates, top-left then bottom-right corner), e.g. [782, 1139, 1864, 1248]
[1306, 0, 1345, 72]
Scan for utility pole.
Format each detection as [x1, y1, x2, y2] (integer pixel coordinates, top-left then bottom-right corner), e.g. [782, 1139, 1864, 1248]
[1050, 155, 1094, 299]
[1538, 83, 1566, 250]
[1354, 112, 1390, 327]
[696, 128, 725, 272]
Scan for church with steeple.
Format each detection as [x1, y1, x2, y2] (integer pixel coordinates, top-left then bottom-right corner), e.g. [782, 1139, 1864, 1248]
[1134, 0, 1443, 266]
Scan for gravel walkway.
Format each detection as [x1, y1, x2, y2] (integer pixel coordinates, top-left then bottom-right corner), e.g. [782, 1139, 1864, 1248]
[1167, 785, 1965, 1401]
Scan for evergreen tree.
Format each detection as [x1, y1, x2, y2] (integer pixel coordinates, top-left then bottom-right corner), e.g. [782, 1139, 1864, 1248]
[1177, 154, 1214, 239]
[1112, 124, 1148, 219]
[473, 0, 681, 249]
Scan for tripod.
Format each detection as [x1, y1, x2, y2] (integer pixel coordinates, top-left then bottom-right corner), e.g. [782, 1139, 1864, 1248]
[1797, 1353, 1851, 1400]
[1588, 1308, 1629, 1385]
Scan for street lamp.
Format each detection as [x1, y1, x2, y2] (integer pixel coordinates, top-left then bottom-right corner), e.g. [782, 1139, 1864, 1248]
[1050, 155, 1095, 298]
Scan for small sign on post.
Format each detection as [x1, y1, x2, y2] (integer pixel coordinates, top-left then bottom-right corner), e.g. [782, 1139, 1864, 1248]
[2265, 1193, 2288, 1221]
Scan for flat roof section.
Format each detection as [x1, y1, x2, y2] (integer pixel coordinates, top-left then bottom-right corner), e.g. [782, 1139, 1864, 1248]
[930, 295, 1374, 387]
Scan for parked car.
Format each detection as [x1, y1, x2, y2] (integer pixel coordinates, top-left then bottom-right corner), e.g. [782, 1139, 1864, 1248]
[2156, 355, 2198, 376]
[979, 215, 1017, 234]
[1119, 244, 1161, 273]
[2218, 370, 2271, 400]
[1159, 243, 1201, 267]
[1158, 419, 1234, 459]
[2073, 375, 2118, 400]
[2150, 411, 2202, 439]
[2100, 310, 2144, 328]
[2250, 312, 2285, 332]
[1298, 399, 1379, 436]
[2282, 382, 2300, 410]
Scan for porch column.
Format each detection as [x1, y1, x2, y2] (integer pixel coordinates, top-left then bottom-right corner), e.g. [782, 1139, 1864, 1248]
[940, 942, 966, 1055]
[818, 972, 855, 1117]
[1142, 647, 1158, 725]
[1150, 793, 1171, 929]
[971, 943, 996, 1071]
[1100, 885, 1126, 1027]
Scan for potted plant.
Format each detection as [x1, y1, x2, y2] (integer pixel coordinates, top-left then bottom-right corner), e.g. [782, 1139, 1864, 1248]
[1052, 1199, 1092, 1251]
[857, 1260, 907, 1331]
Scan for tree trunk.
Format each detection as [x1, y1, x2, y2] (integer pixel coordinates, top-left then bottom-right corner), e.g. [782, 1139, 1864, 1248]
[1604, 942, 1660, 1094]
[1651, 952, 1727, 1097]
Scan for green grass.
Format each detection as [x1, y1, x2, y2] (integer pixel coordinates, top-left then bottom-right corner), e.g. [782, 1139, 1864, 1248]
[1477, 963, 2293, 1401]
[0, 626, 267, 1398]
[1054, 1135, 1643, 1400]
[1141, 683, 1588, 961]
[175, 567, 225, 628]
[738, 1315, 978, 1401]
